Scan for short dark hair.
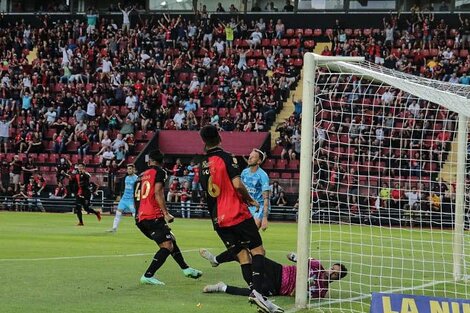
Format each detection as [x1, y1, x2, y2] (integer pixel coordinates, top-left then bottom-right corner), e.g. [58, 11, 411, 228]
[200, 125, 221, 148]
[127, 164, 135, 168]
[148, 150, 164, 164]
[334, 263, 348, 279]
[77, 162, 85, 166]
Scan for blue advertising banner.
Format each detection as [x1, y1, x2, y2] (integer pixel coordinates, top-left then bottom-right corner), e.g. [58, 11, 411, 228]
[370, 293, 470, 313]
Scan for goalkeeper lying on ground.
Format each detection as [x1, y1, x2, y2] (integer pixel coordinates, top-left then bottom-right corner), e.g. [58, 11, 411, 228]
[203, 252, 347, 298]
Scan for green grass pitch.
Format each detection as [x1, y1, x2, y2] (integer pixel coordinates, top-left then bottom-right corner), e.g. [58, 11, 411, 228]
[0, 212, 468, 313]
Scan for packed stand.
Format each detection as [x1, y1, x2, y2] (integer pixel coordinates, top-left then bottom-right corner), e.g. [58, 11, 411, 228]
[0, 10, 307, 203]
[271, 9, 467, 223]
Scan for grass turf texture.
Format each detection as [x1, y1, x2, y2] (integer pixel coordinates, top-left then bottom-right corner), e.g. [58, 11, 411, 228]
[0, 212, 468, 313]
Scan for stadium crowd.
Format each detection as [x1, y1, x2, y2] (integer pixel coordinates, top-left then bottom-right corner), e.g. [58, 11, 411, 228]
[0, 6, 468, 222]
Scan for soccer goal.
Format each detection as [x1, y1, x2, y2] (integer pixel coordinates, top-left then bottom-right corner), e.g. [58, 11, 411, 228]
[295, 53, 470, 311]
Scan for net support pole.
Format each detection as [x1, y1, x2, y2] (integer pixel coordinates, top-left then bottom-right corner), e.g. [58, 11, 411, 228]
[453, 113, 467, 281]
[295, 52, 316, 309]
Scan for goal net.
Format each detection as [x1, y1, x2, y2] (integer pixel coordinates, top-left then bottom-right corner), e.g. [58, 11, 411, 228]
[295, 54, 470, 312]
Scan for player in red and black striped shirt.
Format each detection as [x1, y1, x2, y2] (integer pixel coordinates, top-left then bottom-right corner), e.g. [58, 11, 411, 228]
[134, 150, 202, 286]
[199, 125, 283, 313]
[67, 162, 101, 226]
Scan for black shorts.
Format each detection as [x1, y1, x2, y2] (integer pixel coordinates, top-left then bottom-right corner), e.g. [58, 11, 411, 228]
[262, 258, 283, 296]
[216, 218, 262, 252]
[75, 196, 90, 210]
[136, 218, 173, 244]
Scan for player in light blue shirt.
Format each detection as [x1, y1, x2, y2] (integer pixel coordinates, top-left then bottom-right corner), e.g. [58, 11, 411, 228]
[108, 164, 138, 232]
[241, 148, 271, 230]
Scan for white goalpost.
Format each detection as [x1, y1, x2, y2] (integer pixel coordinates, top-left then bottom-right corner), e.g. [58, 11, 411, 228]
[295, 53, 470, 311]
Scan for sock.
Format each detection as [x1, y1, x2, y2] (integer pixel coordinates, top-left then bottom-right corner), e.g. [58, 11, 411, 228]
[251, 255, 265, 293]
[215, 250, 236, 264]
[171, 241, 189, 269]
[84, 206, 98, 215]
[112, 210, 122, 229]
[240, 263, 253, 290]
[144, 248, 171, 278]
[76, 207, 83, 224]
[226, 285, 251, 296]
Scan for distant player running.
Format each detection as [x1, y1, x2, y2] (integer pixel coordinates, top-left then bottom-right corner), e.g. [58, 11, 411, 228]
[203, 252, 347, 300]
[134, 150, 202, 285]
[67, 162, 101, 226]
[107, 164, 138, 233]
[200, 148, 271, 267]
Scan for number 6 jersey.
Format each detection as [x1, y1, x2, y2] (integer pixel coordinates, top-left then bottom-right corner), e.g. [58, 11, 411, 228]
[200, 147, 252, 228]
[134, 166, 167, 222]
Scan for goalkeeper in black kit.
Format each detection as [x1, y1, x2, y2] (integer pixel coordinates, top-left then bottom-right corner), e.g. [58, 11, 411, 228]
[67, 162, 101, 226]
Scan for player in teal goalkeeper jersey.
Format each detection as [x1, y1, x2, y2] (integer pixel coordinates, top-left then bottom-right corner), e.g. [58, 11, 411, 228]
[200, 148, 271, 266]
[107, 164, 138, 232]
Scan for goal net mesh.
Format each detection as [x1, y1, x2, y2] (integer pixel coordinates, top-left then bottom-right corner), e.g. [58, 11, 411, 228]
[308, 60, 470, 312]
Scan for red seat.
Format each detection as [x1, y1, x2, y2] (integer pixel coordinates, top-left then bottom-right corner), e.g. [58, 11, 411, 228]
[45, 128, 56, 139]
[281, 172, 292, 179]
[294, 59, 303, 67]
[83, 155, 92, 164]
[264, 159, 275, 170]
[288, 39, 299, 48]
[261, 39, 271, 47]
[127, 156, 136, 164]
[90, 142, 100, 153]
[219, 108, 227, 117]
[282, 48, 291, 56]
[48, 154, 59, 164]
[295, 29, 304, 36]
[287, 160, 299, 170]
[304, 29, 313, 37]
[313, 29, 322, 37]
[135, 142, 146, 152]
[293, 173, 300, 179]
[270, 172, 280, 179]
[345, 29, 353, 36]
[271, 39, 280, 47]
[39, 166, 50, 172]
[71, 155, 80, 164]
[92, 155, 101, 164]
[277, 159, 288, 169]
[460, 49, 469, 58]
[285, 29, 295, 37]
[38, 153, 48, 163]
[135, 131, 145, 141]
[257, 59, 267, 70]
[304, 40, 315, 49]
[67, 142, 80, 152]
[247, 59, 257, 67]
[280, 39, 289, 48]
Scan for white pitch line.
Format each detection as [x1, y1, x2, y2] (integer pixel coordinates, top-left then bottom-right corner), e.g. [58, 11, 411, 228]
[0, 248, 291, 262]
[0, 249, 199, 262]
[284, 280, 448, 313]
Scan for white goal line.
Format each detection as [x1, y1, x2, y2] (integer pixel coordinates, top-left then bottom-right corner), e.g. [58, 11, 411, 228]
[285, 280, 448, 313]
